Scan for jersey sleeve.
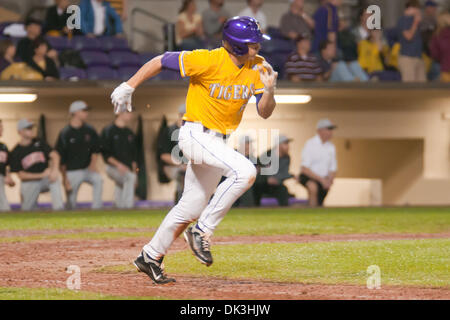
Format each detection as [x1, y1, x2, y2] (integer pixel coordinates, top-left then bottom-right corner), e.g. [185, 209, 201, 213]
[178, 50, 212, 78]
[55, 132, 66, 164]
[300, 141, 313, 169]
[100, 127, 113, 162]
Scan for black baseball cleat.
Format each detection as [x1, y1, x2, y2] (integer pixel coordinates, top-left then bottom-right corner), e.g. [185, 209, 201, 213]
[133, 251, 176, 285]
[184, 225, 213, 266]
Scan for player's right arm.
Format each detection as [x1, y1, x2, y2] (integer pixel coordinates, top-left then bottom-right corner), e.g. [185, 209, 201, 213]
[111, 50, 211, 114]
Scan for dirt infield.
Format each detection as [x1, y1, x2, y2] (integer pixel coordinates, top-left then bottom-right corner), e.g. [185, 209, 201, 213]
[0, 232, 449, 300]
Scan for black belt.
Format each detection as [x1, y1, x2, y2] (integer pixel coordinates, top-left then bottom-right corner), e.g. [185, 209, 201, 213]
[182, 120, 229, 140]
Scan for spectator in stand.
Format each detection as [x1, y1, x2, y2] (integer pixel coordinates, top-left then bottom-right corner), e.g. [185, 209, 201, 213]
[421, 0, 438, 52]
[254, 135, 294, 207]
[279, 0, 314, 40]
[0, 40, 17, 73]
[202, 0, 230, 49]
[10, 119, 64, 211]
[239, 0, 267, 33]
[430, 12, 450, 83]
[299, 119, 337, 208]
[312, 0, 340, 53]
[44, 0, 72, 37]
[284, 34, 323, 82]
[318, 40, 368, 82]
[55, 101, 103, 210]
[16, 19, 59, 64]
[397, 0, 426, 82]
[358, 29, 394, 75]
[176, 0, 205, 51]
[26, 37, 60, 80]
[353, 7, 371, 43]
[0, 119, 15, 212]
[79, 0, 124, 37]
[101, 109, 138, 209]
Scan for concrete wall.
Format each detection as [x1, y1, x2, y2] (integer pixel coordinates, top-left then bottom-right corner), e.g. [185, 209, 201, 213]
[0, 82, 450, 206]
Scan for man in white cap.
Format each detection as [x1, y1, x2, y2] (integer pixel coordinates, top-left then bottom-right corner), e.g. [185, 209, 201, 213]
[55, 101, 103, 210]
[158, 104, 188, 204]
[254, 134, 294, 206]
[299, 118, 337, 207]
[10, 119, 64, 211]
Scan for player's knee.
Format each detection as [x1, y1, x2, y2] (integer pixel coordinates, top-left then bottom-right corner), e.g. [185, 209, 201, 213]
[238, 164, 257, 187]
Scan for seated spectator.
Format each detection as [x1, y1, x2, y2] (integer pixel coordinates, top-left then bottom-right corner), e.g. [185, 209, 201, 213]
[397, 0, 426, 82]
[284, 34, 323, 82]
[10, 119, 64, 211]
[254, 135, 294, 207]
[0, 119, 15, 212]
[101, 110, 138, 209]
[352, 7, 371, 43]
[358, 29, 395, 75]
[318, 40, 368, 82]
[15, 18, 58, 65]
[176, 0, 205, 51]
[0, 39, 17, 73]
[430, 12, 450, 83]
[234, 135, 258, 207]
[279, 0, 314, 41]
[312, 0, 340, 53]
[421, 0, 438, 54]
[26, 37, 60, 80]
[79, 0, 124, 37]
[56, 101, 103, 210]
[44, 0, 72, 37]
[239, 0, 267, 33]
[299, 119, 337, 207]
[202, 0, 230, 49]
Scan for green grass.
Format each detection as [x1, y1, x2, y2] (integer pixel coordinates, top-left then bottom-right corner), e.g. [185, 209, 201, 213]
[0, 207, 449, 243]
[102, 239, 450, 288]
[0, 287, 169, 300]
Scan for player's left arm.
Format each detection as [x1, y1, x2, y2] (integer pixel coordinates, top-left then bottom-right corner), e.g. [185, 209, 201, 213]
[256, 61, 277, 119]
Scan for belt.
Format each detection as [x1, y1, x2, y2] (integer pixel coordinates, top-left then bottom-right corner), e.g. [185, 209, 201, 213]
[182, 120, 229, 140]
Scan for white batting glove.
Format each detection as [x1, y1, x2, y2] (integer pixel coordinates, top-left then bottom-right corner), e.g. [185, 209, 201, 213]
[258, 61, 278, 94]
[111, 82, 135, 114]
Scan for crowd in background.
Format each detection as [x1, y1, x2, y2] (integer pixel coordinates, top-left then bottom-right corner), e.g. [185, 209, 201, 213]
[1, 0, 450, 82]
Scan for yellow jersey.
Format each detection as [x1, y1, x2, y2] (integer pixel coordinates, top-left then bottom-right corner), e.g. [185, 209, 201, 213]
[178, 47, 266, 134]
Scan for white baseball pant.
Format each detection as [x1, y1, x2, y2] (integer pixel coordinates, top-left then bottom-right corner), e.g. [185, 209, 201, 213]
[106, 165, 136, 209]
[143, 122, 257, 260]
[21, 177, 64, 211]
[66, 169, 103, 209]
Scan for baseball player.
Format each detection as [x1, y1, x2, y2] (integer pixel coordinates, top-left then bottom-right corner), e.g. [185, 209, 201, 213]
[55, 101, 103, 210]
[111, 16, 277, 284]
[0, 119, 15, 211]
[100, 110, 138, 209]
[10, 119, 64, 211]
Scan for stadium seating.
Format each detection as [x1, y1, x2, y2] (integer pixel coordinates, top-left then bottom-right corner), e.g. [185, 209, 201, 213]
[46, 36, 71, 52]
[86, 66, 118, 80]
[117, 66, 140, 81]
[109, 51, 141, 68]
[100, 36, 130, 52]
[80, 51, 111, 67]
[72, 36, 102, 52]
[59, 66, 87, 80]
[139, 52, 159, 65]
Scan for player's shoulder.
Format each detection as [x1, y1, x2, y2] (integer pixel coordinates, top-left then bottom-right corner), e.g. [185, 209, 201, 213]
[59, 124, 72, 136]
[83, 123, 97, 133]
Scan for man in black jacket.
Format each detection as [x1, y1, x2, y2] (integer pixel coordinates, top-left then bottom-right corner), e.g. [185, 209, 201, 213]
[44, 0, 72, 36]
[101, 110, 138, 209]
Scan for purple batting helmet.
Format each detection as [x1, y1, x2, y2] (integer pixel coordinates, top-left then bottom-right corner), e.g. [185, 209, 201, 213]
[222, 16, 271, 56]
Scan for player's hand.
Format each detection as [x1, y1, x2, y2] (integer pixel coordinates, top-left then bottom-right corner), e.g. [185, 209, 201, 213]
[111, 82, 135, 114]
[117, 163, 130, 175]
[258, 61, 278, 93]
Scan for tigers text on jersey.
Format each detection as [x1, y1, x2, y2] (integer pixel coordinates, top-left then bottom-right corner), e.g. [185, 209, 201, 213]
[178, 47, 265, 134]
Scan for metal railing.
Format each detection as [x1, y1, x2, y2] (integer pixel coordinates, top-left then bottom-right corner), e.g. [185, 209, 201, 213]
[130, 7, 175, 52]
